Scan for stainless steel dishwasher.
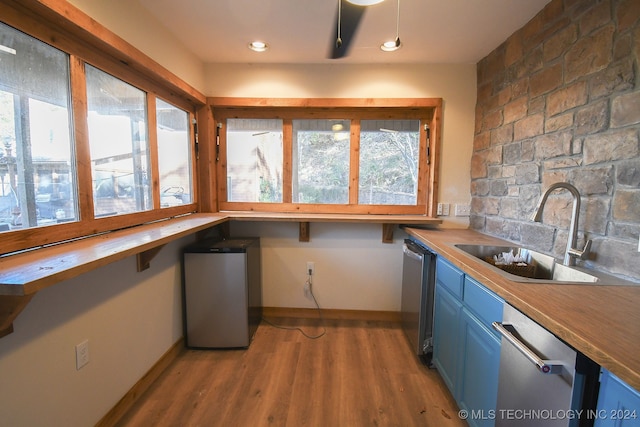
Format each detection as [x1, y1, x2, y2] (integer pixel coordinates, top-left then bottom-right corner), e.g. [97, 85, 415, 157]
[492, 303, 600, 427]
[401, 238, 437, 363]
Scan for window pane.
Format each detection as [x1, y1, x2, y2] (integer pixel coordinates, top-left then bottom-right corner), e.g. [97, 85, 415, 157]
[86, 65, 151, 217]
[0, 22, 77, 231]
[156, 99, 192, 208]
[359, 120, 420, 205]
[293, 120, 349, 204]
[226, 119, 283, 202]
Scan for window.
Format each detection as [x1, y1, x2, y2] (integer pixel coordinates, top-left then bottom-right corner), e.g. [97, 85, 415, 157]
[86, 65, 151, 217]
[226, 119, 283, 203]
[0, 13, 200, 256]
[214, 100, 440, 215]
[156, 98, 193, 208]
[0, 22, 77, 230]
[293, 119, 350, 204]
[359, 120, 420, 205]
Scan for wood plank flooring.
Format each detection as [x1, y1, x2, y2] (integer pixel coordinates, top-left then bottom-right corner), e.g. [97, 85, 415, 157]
[115, 317, 466, 427]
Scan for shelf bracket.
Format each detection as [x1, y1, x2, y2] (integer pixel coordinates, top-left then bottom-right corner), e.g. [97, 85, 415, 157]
[136, 245, 166, 272]
[382, 223, 395, 243]
[299, 222, 310, 242]
[0, 294, 35, 338]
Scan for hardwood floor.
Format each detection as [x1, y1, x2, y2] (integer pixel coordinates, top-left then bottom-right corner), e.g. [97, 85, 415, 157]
[115, 317, 466, 427]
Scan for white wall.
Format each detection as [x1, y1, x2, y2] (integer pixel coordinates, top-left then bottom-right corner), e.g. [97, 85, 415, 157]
[67, 0, 206, 92]
[0, 237, 193, 426]
[231, 222, 410, 311]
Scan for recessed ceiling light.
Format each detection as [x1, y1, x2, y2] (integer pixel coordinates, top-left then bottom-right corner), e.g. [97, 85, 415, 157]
[248, 41, 268, 52]
[346, 0, 384, 5]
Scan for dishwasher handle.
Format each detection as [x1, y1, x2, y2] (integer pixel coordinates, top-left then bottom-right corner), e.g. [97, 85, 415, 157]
[403, 244, 424, 262]
[492, 321, 564, 375]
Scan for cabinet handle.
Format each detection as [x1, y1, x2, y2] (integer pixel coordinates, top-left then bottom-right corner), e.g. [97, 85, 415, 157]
[492, 322, 564, 375]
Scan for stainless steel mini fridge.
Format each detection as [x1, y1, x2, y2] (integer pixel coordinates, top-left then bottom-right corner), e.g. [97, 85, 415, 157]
[182, 238, 261, 349]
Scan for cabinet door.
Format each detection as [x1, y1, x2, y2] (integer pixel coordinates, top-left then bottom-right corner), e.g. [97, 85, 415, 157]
[433, 285, 463, 395]
[458, 308, 501, 427]
[595, 370, 640, 427]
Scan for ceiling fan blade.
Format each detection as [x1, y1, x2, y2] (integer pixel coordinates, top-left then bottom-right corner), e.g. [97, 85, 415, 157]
[328, 1, 366, 59]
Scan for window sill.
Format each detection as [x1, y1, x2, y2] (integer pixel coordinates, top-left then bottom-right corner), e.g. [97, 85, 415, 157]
[0, 211, 440, 338]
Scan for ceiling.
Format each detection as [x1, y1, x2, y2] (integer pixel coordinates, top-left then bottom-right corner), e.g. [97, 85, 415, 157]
[136, 0, 551, 65]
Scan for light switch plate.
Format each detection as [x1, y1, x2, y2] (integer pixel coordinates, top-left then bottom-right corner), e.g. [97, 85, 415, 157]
[437, 203, 450, 216]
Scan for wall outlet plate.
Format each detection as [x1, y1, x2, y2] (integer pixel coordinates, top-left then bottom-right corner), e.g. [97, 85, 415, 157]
[454, 204, 471, 217]
[76, 339, 89, 370]
[306, 261, 315, 275]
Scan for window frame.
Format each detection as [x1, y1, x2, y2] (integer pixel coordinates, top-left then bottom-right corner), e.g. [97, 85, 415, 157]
[0, 5, 202, 256]
[211, 98, 442, 216]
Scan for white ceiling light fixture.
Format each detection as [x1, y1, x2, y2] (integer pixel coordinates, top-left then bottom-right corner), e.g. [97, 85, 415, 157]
[380, 0, 401, 52]
[248, 41, 268, 52]
[346, 0, 384, 5]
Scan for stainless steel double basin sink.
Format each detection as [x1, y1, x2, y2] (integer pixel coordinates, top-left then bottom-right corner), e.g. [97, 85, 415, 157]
[453, 244, 600, 284]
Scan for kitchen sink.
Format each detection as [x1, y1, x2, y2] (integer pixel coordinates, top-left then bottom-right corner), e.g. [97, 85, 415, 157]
[453, 244, 599, 284]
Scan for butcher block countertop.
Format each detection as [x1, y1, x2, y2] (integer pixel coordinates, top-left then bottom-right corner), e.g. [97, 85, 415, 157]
[406, 227, 640, 393]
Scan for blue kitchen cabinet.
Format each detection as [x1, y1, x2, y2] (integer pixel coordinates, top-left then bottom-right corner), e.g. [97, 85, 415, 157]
[432, 257, 504, 427]
[595, 369, 640, 427]
[458, 307, 501, 427]
[433, 257, 464, 393]
[433, 282, 463, 392]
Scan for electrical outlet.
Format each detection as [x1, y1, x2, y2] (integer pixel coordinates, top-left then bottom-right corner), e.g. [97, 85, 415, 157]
[306, 261, 315, 276]
[76, 339, 89, 370]
[454, 203, 471, 217]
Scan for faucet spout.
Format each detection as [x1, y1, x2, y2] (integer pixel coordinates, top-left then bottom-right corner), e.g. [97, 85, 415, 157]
[531, 182, 591, 266]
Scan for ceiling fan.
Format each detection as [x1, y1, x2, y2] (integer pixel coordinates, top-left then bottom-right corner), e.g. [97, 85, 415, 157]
[328, 0, 369, 59]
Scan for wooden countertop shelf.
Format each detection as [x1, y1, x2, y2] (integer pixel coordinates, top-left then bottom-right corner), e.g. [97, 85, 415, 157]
[0, 213, 227, 337]
[226, 211, 442, 243]
[0, 211, 439, 338]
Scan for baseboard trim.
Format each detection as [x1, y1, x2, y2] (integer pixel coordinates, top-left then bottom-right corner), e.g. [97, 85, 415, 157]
[262, 307, 401, 322]
[96, 337, 185, 427]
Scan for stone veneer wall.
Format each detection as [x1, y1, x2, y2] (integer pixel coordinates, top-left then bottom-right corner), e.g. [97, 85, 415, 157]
[470, 0, 640, 281]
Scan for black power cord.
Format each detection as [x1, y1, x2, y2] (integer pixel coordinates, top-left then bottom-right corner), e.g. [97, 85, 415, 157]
[261, 271, 326, 339]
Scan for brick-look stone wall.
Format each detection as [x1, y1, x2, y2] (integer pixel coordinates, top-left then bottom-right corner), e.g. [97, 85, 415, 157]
[470, 0, 640, 281]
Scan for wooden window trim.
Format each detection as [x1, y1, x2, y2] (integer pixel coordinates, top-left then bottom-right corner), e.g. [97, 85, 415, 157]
[0, 0, 208, 256]
[210, 97, 442, 217]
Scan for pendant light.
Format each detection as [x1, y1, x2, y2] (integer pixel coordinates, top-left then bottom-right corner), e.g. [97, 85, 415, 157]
[336, 0, 343, 48]
[380, 0, 401, 52]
